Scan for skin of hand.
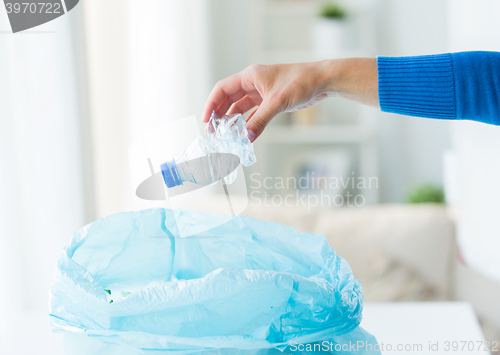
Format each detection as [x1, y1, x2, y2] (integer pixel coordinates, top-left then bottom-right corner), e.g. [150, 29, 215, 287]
[201, 58, 379, 142]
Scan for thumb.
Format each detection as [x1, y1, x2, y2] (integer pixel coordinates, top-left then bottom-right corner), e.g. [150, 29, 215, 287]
[246, 98, 281, 142]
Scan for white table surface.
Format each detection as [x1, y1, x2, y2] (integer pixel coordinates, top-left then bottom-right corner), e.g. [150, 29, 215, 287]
[0, 302, 489, 355]
[361, 302, 490, 355]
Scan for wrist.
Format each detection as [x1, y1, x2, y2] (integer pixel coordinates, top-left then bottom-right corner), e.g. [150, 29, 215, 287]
[317, 58, 379, 107]
[317, 59, 344, 96]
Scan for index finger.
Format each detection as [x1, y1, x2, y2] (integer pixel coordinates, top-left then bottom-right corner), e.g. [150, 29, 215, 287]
[201, 73, 244, 123]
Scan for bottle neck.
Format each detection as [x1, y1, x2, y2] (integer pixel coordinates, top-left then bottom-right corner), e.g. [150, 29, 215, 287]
[160, 160, 182, 188]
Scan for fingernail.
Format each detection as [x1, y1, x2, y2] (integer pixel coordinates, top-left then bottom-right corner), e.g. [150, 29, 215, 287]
[247, 129, 256, 143]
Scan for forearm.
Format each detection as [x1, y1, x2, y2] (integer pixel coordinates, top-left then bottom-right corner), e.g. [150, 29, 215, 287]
[202, 51, 500, 142]
[318, 58, 379, 108]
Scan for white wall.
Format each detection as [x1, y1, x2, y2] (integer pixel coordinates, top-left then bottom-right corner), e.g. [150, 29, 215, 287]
[208, 0, 253, 84]
[82, 0, 127, 219]
[82, 0, 212, 217]
[0, 2, 85, 348]
[124, 0, 212, 212]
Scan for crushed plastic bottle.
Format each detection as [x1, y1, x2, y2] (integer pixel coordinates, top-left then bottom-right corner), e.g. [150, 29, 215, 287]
[161, 112, 256, 187]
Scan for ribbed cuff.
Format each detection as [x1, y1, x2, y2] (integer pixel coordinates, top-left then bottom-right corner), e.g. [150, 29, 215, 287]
[377, 54, 456, 119]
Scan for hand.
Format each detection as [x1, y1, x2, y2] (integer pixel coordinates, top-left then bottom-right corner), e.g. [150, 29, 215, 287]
[201, 58, 379, 142]
[201, 62, 334, 142]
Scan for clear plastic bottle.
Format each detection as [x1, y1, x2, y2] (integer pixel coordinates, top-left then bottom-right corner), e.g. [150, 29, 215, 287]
[160, 112, 256, 188]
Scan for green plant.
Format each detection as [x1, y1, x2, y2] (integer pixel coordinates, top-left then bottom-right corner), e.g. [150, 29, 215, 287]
[407, 184, 445, 204]
[319, 2, 347, 20]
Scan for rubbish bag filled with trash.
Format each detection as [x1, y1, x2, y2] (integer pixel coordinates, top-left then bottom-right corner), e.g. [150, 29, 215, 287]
[50, 208, 380, 354]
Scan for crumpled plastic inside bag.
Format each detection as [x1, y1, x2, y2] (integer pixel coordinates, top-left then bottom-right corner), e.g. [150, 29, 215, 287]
[50, 208, 380, 354]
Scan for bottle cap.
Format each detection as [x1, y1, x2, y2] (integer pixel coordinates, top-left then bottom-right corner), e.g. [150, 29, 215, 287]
[160, 160, 182, 188]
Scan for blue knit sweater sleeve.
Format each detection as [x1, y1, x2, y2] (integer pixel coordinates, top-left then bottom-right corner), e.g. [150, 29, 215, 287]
[377, 51, 500, 125]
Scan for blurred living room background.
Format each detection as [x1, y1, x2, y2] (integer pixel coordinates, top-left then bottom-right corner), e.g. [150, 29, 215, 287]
[1, 0, 500, 354]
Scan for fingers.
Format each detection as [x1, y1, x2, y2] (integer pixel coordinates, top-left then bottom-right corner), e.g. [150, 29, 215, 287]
[201, 74, 244, 123]
[246, 108, 258, 121]
[245, 98, 281, 142]
[216, 90, 247, 116]
[227, 95, 258, 115]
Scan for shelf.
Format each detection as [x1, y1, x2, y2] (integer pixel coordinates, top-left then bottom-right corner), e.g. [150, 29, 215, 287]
[263, 125, 375, 144]
[264, 1, 316, 16]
